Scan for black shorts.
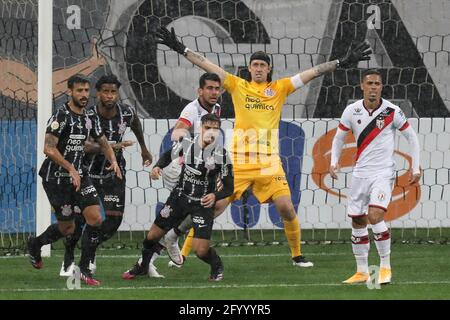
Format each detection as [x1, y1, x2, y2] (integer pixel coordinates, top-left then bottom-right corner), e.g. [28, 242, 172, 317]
[43, 176, 100, 221]
[154, 193, 214, 240]
[92, 176, 126, 214]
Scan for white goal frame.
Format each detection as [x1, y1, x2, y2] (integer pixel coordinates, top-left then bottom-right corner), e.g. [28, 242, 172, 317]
[37, 0, 53, 257]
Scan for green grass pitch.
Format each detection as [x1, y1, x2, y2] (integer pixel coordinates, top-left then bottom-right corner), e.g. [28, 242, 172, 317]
[1, 243, 449, 300]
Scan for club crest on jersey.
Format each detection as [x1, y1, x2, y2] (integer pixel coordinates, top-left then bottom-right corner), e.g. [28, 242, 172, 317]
[118, 121, 127, 135]
[61, 205, 73, 217]
[85, 117, 92, 130]
[376, 116, 385, 129]
[160, 205, 172, 218]
[264, 88, 275, 97]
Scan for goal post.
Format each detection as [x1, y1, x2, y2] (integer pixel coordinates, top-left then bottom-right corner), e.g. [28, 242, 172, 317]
[37, 0, 53, 257]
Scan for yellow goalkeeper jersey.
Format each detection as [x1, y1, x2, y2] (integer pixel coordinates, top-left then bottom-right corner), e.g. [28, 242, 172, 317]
[223, 73, 295, 166]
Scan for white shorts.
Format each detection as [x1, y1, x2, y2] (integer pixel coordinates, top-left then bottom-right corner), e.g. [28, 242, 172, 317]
[347, 175, 394, 217]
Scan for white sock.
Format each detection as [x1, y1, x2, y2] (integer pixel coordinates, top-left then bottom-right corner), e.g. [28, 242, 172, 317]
[351, 227, 370, 274]
[372, 221, 391, 269]
[150, 252, 159, 265]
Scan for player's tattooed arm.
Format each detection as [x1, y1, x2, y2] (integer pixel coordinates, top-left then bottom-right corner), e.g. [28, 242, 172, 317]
[43, 133, 76, 173]
[85, 137, 134, 154]
[130, 115, 152, 166]
[298, 60, 338, 85]
[184, 49, 227, 82]
[296, 42, 371, 87]
[84, 136, 102, 154]
[154, 26, 227, 82]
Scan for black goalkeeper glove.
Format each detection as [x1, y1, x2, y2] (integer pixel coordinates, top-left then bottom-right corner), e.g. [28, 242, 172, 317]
[337, 41, 372, 68]
[155, 26, 186, 55]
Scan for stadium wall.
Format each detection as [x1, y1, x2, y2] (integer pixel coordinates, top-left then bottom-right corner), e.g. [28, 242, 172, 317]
[118, 117, 450, 231]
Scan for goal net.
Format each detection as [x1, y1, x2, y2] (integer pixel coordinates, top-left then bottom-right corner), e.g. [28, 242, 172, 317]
[1, 0, 450, 252]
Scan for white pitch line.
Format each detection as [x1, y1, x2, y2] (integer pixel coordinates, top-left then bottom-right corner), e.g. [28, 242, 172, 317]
[0, 252, 346, 259]
[1, 281, 450, 293]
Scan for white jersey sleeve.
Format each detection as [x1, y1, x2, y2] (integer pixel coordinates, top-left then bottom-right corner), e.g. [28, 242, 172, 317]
[392, 107, 409, 131]
[331, 127, 348, 167]
[400, 126, 421, 174]
[338, 105, 353, 132]
[178, 103, 198, 127]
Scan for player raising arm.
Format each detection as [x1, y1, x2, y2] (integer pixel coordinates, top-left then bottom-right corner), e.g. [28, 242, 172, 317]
[154, 26, 371, 267]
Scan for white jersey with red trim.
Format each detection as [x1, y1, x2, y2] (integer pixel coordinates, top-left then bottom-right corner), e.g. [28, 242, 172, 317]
[338, 98, 409, 178]
[178, 99, 221, 135]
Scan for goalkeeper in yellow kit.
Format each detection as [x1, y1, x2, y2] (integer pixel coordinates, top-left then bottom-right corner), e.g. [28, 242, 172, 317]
[155, 26, 371, 267]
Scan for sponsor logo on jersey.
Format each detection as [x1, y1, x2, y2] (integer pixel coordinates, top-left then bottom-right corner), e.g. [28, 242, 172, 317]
[66, 136, 85, 152]
[160, 205, 172, 218]
[192, 216, 205, 225]
[378, 191, 386, 201]
[245, 95, 275, 111]
[61, 205, 73, 217]
[69, 134, 86, 139]
[185, 165, 202, 176]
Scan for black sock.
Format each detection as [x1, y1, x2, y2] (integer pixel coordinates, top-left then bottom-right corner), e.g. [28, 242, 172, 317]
[141, 238, 159, 268]
[100, 215, 123, 243]
[173, 227, 182, 237]
[79, 224, 101, 272]
[63, 215, 84, 264]
[36, 223, 64, 247]
[196, 247, 222, 272]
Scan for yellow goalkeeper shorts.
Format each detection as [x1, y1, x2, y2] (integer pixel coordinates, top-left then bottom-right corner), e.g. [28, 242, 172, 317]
[229, 159, 291, 203]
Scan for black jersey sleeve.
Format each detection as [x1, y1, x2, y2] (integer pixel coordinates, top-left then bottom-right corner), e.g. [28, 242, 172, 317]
[45, 109, 66, 138]
[155, 137, 185, 168]
[89, 112, 104, 139]
[214, 148, 234, 201]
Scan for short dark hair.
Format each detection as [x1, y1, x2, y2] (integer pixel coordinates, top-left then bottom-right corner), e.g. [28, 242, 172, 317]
[247, 51, 273, 82]
[67, 74, 90, 89]
[199, 73, 221, 88]
[250, 51, 271, 66]
[201, 113, 221, 127]
[361, 69, 382, 83]
[95, 74, 122, 91]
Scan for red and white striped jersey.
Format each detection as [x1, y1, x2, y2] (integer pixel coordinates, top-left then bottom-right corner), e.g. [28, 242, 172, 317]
[178, 99, 221, 135]
[338, 98, 409, 178]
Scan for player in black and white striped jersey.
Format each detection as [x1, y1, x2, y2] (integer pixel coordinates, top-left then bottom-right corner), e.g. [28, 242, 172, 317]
[28, 75, 122, 286]
[157, 73, 223, 268]
[59, 74, 153, 277]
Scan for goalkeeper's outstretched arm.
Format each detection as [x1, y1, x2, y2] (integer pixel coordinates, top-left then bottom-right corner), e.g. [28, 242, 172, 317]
[155, 27, 227, 82]
[299, 42, 372, 86]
